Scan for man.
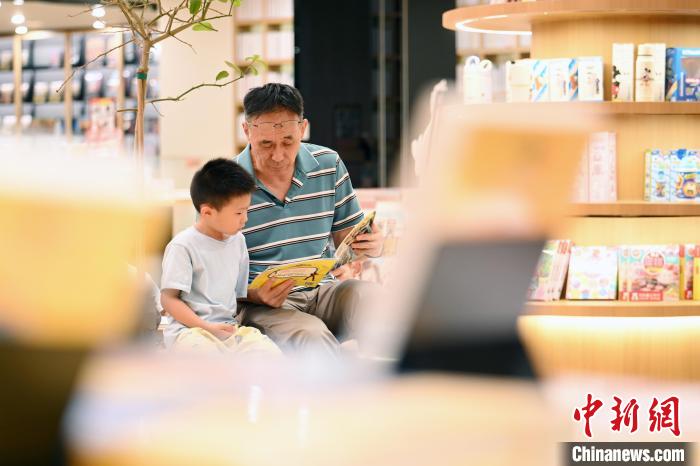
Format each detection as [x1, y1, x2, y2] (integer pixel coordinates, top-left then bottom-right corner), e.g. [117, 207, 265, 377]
[235, 83, 383, 356]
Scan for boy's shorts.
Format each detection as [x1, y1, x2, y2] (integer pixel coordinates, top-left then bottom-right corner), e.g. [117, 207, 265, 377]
[172, 325, 282, 356]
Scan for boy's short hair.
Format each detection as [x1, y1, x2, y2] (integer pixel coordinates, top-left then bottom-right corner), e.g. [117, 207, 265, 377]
[244, 83, 304, 120]
[190, 158, 255, 212]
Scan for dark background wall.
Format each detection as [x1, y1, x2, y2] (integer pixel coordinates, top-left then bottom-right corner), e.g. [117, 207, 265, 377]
[294, 0, 455, 187]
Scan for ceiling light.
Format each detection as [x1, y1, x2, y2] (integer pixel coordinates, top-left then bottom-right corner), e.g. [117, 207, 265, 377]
[13, 0, 23, 5]
[92, 20, 105, 30]
[11, 12, 25, 25]
[91, 5, 105, 18]
[15, 25, 27, 34]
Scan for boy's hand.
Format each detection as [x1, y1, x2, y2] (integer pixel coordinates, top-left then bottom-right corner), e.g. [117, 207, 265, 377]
[206, 322, 237, 341]
[247, 279, 294, 308]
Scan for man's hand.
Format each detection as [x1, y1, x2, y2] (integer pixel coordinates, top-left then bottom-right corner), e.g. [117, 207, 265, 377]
[350, 229, 384, 258]
[246, 279, 295, 308]
[206, 322, 237, 341]
[333, 262, 362, 281]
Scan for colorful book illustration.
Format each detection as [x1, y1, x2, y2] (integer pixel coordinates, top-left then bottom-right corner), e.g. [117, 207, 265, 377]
[618, 245, 680, 301]
[249, 258, 338, 290]
[565, 246, 618, 300]
[250, 211, 376, 290]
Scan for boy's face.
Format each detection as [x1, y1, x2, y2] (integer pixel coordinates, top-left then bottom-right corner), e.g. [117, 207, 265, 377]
[201, 193, 252, 237]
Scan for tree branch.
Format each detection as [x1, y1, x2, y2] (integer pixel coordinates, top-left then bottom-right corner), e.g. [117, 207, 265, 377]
[57, 38, 134, 93]
[117, 75, 243, 112]
[171, 32, 195, 52]
[117, 0, 148, 39]
[152, 12, 235, 44]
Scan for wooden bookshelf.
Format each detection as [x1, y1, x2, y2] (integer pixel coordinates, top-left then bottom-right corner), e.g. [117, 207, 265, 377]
[232, 0, 295, 153]
[445, 1, 700, 381]
[525, 300, 700, 317]
[457, 47, 530, 58]
[235, 17, 294, 27]
[569, 202, 700, 217]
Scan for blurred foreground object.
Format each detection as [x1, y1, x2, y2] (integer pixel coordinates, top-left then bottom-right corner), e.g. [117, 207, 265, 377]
[361, 98, 599, 368]
[0, 154, 166, 464]
[68, 352, 559, 466]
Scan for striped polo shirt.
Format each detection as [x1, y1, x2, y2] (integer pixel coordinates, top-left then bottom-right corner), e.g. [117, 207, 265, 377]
[234, 142, 364, 286]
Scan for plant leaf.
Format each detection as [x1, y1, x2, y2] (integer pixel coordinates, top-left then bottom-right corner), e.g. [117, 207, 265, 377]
[189, 0, 202, 15]
[232, 0, 242, 6]
[225, 60, 242, 74]
[216, 70, 230, 81]
[192, 21, 216, 31]
[245, 54, 261, 63]
[248, 65, 258, 76]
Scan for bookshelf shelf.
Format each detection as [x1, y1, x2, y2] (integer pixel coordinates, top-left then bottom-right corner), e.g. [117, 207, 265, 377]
[443, 0, 700, 33]
[525, 300, 700, 317]
[457, 47, 529, 57]
[236, 18, 294, 28]
[569, 202, 700, 217]
[458, 102, 700, 115]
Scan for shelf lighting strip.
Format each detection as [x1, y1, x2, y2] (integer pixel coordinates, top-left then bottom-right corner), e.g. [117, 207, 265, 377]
[456, 15, 531, 36]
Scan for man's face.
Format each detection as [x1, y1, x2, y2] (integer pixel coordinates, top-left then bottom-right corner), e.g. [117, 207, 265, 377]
[244, 108, 307, 176]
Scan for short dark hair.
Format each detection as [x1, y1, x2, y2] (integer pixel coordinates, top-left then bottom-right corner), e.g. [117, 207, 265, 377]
[190, 158, 255, 212]
[244, 83, 304, 120]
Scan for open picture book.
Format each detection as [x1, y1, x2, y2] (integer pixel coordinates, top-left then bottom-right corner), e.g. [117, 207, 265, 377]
[248, 211, 376, 289]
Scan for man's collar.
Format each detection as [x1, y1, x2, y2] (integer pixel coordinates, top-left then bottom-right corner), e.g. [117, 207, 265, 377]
[296, 143, 320, 175]
[236, 145, 255, 174]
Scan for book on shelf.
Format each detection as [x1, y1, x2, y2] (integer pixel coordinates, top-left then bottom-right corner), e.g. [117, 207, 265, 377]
[565, 246, 618, 300]
[680, 244, 698, 300]
[618, 245, 680, 301]
[527, 239, 572, 301]
[572, 132, 617, 202]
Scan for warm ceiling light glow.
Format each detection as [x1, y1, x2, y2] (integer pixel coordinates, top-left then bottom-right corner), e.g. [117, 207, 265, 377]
[92, 5, 106, 18]
[12, 0, 23, 5]
[11, 12, 25, 25]
[15, 25, 27, 34]
[92, 20, 105, 29]
[455, 19, 531, 36]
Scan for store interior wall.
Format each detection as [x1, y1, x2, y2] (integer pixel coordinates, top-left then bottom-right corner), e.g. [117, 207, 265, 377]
[406, 0, 456, 147]
[158, 6, 235, 190]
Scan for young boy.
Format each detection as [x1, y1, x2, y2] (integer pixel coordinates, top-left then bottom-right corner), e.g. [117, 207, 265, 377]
[160, 158, 280, 354]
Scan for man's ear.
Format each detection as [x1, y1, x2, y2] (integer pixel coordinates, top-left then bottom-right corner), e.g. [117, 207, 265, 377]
[243, 120, 250, 138]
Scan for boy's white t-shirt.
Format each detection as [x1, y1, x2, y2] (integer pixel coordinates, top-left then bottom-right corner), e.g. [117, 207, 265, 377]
[160, 226, 249, 347]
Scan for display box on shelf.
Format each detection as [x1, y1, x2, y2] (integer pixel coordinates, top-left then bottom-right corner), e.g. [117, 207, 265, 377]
[612, 43, 634, 102]
[619, 245, 680, 301]
[680, 244, 698, 300]
[669, 149, 699, 202]
[588, 132, 617, 202]
[577, 56, 603, 101]
[548, 58, 577, 102]
[666, 47, 700, 102]
[635, 43, 666, 102]
[644, 149, 672, 201]
[506, 59, 533, 102]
